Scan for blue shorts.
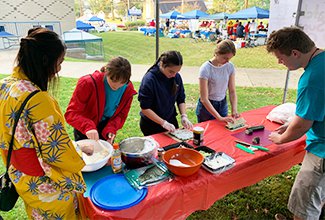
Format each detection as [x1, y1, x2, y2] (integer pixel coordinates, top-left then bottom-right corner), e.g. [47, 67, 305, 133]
[196, 97, 228, 123]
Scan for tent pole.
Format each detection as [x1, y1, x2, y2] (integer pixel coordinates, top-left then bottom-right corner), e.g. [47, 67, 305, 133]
[282, 0, 303, 103]
[282, 69, 290, 103]
[155, 0, 159, 60]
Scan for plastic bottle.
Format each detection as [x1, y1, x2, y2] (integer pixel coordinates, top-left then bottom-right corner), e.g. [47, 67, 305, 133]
[157, 148, 165, 162]
[111, 143, 122, 173]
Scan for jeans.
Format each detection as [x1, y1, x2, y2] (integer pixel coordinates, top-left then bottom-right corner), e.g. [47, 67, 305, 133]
[196, 97, 228, 123]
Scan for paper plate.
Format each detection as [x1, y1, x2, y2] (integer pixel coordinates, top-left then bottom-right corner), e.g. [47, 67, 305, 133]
[90, 174, 147, 210]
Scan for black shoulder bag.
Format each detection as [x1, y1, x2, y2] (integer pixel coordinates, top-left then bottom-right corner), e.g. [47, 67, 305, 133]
[0, 90, 39, 211]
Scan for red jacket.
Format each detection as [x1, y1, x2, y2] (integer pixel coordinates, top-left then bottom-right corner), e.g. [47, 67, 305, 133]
[65, 70, 137, 140]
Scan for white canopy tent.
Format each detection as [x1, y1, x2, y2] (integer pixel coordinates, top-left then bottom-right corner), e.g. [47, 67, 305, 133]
[268, 0, 325, 102]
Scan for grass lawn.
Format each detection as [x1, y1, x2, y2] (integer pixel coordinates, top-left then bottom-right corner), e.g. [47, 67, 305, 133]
[66, 31, 286, 70]
[0, 73, 299, 220]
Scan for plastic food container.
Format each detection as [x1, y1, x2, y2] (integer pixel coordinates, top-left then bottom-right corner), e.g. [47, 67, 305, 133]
[195, 146, 235, 174]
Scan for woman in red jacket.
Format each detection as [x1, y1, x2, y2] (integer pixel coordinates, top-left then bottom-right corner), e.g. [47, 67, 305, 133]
[65, 57, 137, 144]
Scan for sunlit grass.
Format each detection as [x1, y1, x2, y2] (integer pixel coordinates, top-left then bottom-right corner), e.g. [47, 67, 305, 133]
[65, 31, 285, 70]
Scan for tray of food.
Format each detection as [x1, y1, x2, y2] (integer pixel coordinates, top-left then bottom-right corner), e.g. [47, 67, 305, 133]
[168, 128, 193, 141]
[163, 141, 194, 151]
[196, 146, 216, 157]
[225, 117, 247, 131]
[195, 146, 235, 174]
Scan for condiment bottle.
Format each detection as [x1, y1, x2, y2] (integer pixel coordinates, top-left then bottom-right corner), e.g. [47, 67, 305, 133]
[111, 143, 122, 173]
[157, 148, 164, 162]
[193, 126, 204, 146]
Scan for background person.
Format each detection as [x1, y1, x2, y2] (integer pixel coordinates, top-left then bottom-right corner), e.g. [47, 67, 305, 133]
[232, 20, 239, 37]
[196, 39, 239, 123]
[138, 51, 193, 136]
[227, 20, 234, 37]
[65, 57, 137, 144]
[0, 27, 89, 219]
[236, 22, 245, 38]
[267, 27, 324, 220]
[249, 19, 257, 35]
[244, 21, 250, 39]
[165, 18, 170, 33]
[257, 21, 265, 31]
[149, 19, 155, 27]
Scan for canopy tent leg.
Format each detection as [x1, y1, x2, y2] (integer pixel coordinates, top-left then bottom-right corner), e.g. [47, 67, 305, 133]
[155, 0, 159, 60]
[282, 69, 290, 103]
[282, 0, 302, 104]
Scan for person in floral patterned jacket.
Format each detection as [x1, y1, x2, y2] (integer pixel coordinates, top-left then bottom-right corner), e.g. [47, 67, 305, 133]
[0, 28, 90, 219]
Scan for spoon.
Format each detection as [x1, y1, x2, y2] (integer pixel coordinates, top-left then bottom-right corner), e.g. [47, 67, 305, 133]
[169, 159, 190, 167]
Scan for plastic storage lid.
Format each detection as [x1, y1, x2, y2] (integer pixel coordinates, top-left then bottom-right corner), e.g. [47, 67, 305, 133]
[90, 174, 148, 210]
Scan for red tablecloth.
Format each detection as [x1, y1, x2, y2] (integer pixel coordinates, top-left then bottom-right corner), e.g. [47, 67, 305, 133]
[81, 106, 306, 220]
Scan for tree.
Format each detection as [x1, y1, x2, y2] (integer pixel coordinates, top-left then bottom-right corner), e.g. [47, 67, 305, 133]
[74, 0, 82, 17]
[115, 0, 128, 18]
[211, 0, 270, 13]
[248, 0, 270, 9]
[174, 2, 201, 13]
[212, 0, 240, 13]
[88, 0, 111, 14]
[86, 0, 144, 19]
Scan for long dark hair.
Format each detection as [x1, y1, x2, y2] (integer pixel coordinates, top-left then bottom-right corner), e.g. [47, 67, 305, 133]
[147, 50, 183, 72]
[147, 51, 183, 95]
[15, 27, 66, 91]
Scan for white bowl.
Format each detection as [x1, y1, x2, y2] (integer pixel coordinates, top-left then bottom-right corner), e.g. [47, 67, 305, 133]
[75, 139, 113, 172]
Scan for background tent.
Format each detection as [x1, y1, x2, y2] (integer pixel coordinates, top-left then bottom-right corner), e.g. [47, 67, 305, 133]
[228, 6, 269, 19]
[181, 10, 209, 19]
[128, 6, 142, 16]
[0, 31, 19, 49]
[62, 28, 104, 60]
[201, 12, 230, 20]
[76, 20, 95, 31]
[88, 16, 105, 22]
[176, 14, 192, 20]
[160, 10, 181, 19]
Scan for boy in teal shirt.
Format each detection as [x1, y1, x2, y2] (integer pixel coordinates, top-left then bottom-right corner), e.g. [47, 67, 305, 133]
[267, 27, 324, 220]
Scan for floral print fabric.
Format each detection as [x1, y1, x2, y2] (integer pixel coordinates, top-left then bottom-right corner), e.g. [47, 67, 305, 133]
[0, 68, 86, 219]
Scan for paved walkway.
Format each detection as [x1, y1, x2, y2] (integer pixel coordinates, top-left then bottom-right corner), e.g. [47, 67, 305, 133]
[0, 48, 303, 89]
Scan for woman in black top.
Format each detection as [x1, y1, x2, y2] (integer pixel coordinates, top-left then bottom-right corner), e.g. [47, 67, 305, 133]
[138, 51, 193, 136]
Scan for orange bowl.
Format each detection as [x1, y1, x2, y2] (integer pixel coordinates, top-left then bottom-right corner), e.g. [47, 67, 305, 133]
[162, 148, 204, 177]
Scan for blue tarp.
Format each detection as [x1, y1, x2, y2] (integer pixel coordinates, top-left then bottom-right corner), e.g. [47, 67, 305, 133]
[180, 10, 209, 19]
[228, 6, 269, 19]
[76, 20, 95, 31]
[160, 10, 181, 19]
[88, 16, 105, 22]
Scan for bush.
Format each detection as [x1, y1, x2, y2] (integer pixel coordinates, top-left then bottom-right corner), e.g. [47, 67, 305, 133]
[125, 20, 146, 31]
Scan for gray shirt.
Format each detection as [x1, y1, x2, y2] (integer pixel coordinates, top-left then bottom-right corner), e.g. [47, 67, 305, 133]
[199, 61, 235, 101]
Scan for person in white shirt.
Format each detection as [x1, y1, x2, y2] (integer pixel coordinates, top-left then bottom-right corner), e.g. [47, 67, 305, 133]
[196, 39, 239, 123]
[249, 19, 257, 35]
